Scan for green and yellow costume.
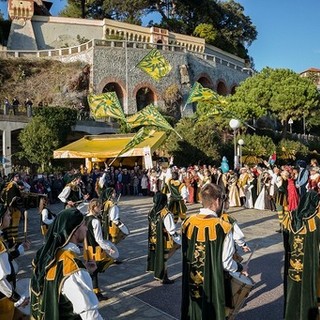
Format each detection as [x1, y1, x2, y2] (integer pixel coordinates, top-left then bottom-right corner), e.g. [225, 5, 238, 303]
[147, 192, 177, 281]
[30, 208, 85, 320]
[282, 191, 320, 320]
[84, 215, 114, 295]
[181, 214, 232, 320]
[164, 178, 187, 223]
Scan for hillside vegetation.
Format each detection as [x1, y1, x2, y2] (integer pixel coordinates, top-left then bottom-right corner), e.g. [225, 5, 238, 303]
[0, 58, 90, 107]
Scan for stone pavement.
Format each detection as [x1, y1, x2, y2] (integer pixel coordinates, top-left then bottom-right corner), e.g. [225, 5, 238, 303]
[16, 196, 285, 319]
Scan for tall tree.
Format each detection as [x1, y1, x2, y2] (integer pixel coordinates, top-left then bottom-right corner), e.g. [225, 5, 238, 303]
[217, 0, 257, 57]
[18, 116, 59, 171]
[151, 0, 257, 58]
[33, 106, 77, 146]
[164, 117, 223, 166]
[60, 0, 257, 57]
[228, 67, 320, 135]
[60, 0, 149, 23]
[59, 0, 86, 18]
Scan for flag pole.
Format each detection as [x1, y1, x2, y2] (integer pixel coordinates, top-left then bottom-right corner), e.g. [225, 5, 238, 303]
[182, 102, 188, 113]
[109, 157, 118, 166]
[174, 130, 183, 140]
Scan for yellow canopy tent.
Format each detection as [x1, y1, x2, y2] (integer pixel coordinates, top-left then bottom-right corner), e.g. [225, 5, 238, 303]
[53, 132, 167, 169]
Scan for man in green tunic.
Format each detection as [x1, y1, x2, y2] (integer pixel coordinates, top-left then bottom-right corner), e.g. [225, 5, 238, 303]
[30, 208, 102, 320]
[147, 192, 181, 284]
[282, 190, 320, 320]
[164, 171, 188, 223]
[84, 198, 116, 301]
[181, 183, 246, 320]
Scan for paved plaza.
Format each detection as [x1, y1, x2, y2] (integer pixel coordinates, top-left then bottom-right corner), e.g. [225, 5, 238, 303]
[17, 196, 284, 319]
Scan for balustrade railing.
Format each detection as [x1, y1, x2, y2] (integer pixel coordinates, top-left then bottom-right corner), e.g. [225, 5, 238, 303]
[0, 39, 247, 73]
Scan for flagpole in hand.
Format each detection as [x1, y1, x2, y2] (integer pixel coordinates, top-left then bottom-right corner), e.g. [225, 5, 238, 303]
[24, 210, 28, 242]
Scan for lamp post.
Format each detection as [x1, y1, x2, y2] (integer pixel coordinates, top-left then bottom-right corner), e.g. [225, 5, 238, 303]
[288, 118, 293, 133]
[238, 139, 244, 168]
[229, 119, 241, 170]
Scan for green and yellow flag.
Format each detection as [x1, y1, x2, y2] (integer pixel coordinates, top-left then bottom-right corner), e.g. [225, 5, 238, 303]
[118, 127, 156, 157]
[87, 92, 125, 121]
[126, 104, 172, 131]
[126, 104, 182, 139]
[137, 48, 172, 81]
[186, 82, 218, 104]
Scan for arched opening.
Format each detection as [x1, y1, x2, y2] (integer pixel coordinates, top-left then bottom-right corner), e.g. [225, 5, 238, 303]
[217, 81, 228, 96]
[102, 82, 125, 108]
[136, 87, 155, 111]
[157, 39, 163, 50]
[230, 85, 237, 95]
[197, 76, 213, 89]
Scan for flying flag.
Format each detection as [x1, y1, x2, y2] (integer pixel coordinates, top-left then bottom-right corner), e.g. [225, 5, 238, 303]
[87, 92, 126, 121]
[126, 104, 171, 130]
[137, 48, 172, 81]
[117, 128, 156, 158]
[186, 82, 218, 104]
[126, 104, 182, 139]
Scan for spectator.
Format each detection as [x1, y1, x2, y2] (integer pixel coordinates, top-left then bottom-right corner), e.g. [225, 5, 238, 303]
[24, 97, 33, 111]
[4, 97, 11, 115]
[122, 168, 131, 196]
[132, 174, 140, 196]
[141, 172, 149, 196]
[12, 97, 19, 115]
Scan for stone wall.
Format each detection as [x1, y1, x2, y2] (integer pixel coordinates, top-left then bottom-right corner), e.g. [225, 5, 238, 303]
[3, 15, 250, 116]
[32, 16, 104, 50]
[91, 46, 248, 115]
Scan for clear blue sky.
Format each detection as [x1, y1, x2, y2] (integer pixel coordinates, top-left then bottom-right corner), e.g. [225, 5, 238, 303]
[237, 0, 320, 73]
[1, 0, 319, 73]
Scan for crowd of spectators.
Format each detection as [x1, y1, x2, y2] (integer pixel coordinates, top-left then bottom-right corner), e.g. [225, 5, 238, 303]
[3, 97, 34, 116]
[0, 157, 318, 211]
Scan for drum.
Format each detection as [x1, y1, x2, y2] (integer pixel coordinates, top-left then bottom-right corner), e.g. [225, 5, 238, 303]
[77, 202, 89, 215]
[172, 233, 181, 246]
[15, 278, 31, 317]
[110, 222, 130, 244]
[226, 272, 254, 320]
[105, 240, 119, 260]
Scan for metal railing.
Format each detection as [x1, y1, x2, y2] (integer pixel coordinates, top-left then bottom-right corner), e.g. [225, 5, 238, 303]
[0, 39, 246, 73]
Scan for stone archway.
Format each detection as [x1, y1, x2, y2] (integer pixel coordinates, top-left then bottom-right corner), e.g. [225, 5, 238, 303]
[192, 75, 214, 112]
[102, 82, 125, 108]
[216, 80, 228, 96]
[230, 85, 237, 95]
[197, 76, 213, 89]
[136, 87, 155, 111]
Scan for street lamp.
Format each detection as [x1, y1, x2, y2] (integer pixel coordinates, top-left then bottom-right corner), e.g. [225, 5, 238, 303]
[238, 139, 244, 168]
[288, 118, 293, 133]
[118, 29, 129, 113]
[229, 119, 241, 170]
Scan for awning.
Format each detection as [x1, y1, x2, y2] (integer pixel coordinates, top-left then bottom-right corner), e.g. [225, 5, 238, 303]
[53, 131, 167, 159]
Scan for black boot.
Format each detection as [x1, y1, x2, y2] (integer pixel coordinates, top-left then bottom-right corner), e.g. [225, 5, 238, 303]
[96, 291, 109, 301]
[162, 271, 174, 285]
